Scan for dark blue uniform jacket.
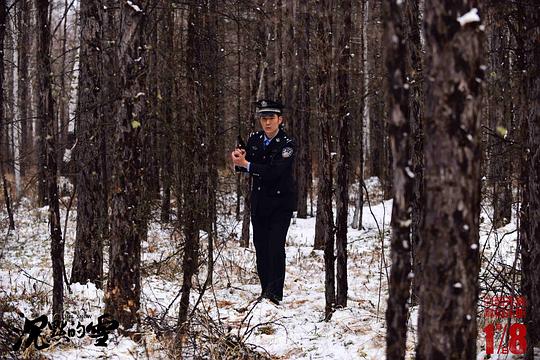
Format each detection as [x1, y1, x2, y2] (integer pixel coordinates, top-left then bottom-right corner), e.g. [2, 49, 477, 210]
[238, 129, 297, 216]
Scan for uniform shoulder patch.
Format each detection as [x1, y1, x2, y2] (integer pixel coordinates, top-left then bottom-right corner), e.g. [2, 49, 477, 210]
[282, 146, 294, 158]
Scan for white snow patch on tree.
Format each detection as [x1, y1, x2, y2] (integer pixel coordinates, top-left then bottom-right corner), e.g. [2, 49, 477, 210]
[457, 8, 480, 26]
[127, 1, 143, 13]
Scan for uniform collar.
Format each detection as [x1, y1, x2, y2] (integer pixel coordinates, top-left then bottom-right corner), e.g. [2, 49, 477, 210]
[264, 131, 278, 142]
[263, 128, 284, 146]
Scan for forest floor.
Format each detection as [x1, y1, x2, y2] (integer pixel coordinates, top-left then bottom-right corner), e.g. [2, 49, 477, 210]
[0, 178, 520, 359]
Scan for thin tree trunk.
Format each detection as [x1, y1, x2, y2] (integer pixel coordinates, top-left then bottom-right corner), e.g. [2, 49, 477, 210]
[518, 2, 540, 357]
[352, 0, 366, 230]
[0, 0, 15, 231]
[58, 0, 69, 165]
[177, 0, 205, 344]
[335, 0, 351, 309]
[407, 0, 423, 307]
[295, 0, 311, 219]
[314, 0, 335, 320]
[10, 0, 20, 200]
[37, 0, 64, 320]
[488, 7, 512, 228]
[159, 0, 173, 223]
[36, 1, 47, 208]
[17, 0, 30, 176]
[205, 0, 219, 286]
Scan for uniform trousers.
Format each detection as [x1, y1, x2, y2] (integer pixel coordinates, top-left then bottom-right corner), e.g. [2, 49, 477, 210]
[251, 210, 292, 301]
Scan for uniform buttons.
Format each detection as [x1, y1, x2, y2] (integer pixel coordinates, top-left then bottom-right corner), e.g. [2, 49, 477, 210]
[277, 190, 280, 194]
[263, 156, 266, 159]
[258, 187, 261, 190]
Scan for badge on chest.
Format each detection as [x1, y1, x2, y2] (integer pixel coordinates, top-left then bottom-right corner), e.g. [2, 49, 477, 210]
[282, 147, 293, 158]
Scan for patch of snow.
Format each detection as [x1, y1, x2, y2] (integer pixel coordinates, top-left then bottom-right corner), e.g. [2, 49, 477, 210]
[126, 1, 143, 13]
[457, 8, 480, 26]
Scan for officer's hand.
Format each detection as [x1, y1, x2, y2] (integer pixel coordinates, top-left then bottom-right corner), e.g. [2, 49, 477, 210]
[234, 148, 246, 156]
[231, 149, 248, 167]
[231, 148, 244, 159]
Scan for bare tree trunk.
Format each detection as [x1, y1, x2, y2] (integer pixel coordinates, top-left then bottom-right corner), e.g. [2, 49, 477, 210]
[99, 0, 118, 237]
[416, 1, 483, 358]
[351, 0, 365, 230]
[406, 0, 424, 307]
[240, 9, 266, 248]
[58, 0, 69, 165]
[36, 0, 47, 208]
[0, 0, 15, 231]
[383, 1, 412, 358]
[10, 0, 20, 200]
[264, 0, 282, 100]
[518, 2, 540, 358]
[366, 0, 382, 180]
[37, 0, 64, 320]
[142, 10, 160, 203]
[71, 0, 106, 288]
[314, 0, 335, 320]
[487, 7, 512, 228]
[205, 0, 220, 286]
[1, 169, 15, 231]
[4, 2, 14, 174]
[313, 2, 334, 252]
[177, 0, 206, 343]
[335, 0, 351, 309]
[294, 0, 312, 219]
[105, 1, 148, 330]
[18, 0, 30, 176]
[158, 1, 174, 224]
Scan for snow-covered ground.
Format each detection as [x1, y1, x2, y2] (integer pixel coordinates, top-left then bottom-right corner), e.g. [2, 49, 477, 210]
[0, 179, 521, 359]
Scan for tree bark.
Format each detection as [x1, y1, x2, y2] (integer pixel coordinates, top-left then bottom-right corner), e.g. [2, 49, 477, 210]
[406, 0, 424, 307]
[71, 0, 107, 288]
[264, 0, 282, 100]
[17, 0, 30, 176]
[105, 0, 148, 330]
[177, 0, 209, 342]
[335, 0, 351, 309]
[518, 2, 540, 357]
[313, 0, 335, 320]
[351, 0, 365, 231]
[10, 0, 20, 200]
[35, 0, 47, 207]
[37, 0, 64, 320]
[294, 0, 312, 219]
[416, 2, 483, 359]
[383, 1, 412, 358]
[0, 0, 15, 231]
[159, 0, 174, 223]
[487, 7, 512, 228]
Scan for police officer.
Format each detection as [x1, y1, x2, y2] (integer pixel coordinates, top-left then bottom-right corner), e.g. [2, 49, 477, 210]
[231, 99, 297, 305]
